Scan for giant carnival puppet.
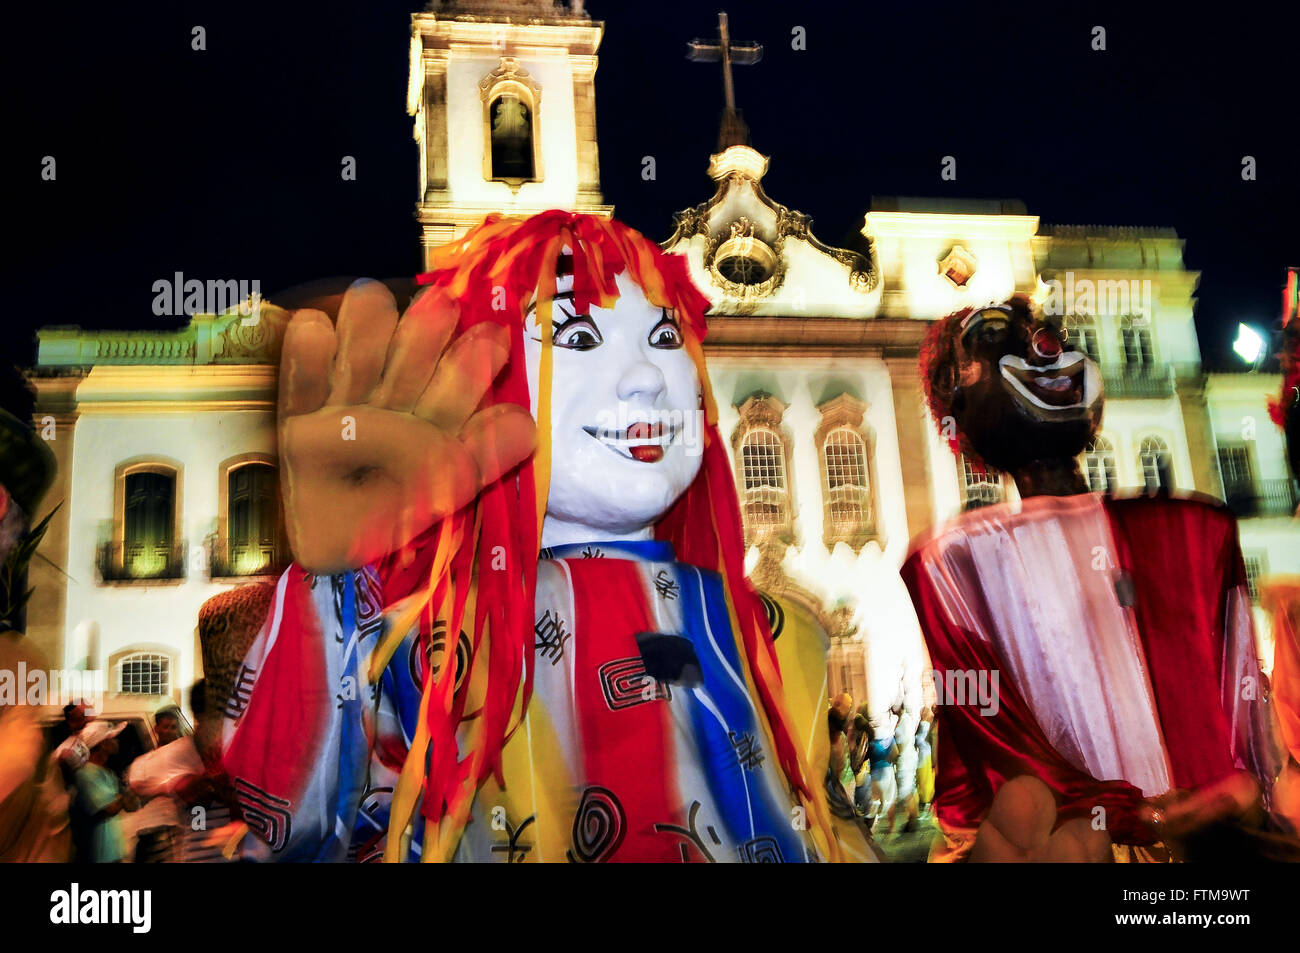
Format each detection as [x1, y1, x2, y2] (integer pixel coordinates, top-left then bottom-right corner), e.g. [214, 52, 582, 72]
[903, 294, 1294, 862]
[1263, 290, 1300, 832]
[199, 211, 852, 863]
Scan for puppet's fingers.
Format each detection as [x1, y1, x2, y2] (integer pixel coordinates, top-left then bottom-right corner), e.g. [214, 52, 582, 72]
[371, 287, 459, 412]
[325, 279, 399, 407]
[279, 309, 337, 421]
[412, 323, 511, 433]
[459, 403, 537, 490]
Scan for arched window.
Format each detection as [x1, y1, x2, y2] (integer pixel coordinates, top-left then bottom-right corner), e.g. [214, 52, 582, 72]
[1138, 436, 1173, 493]
[479, 59, 543, 185]
[823, 427, 869, 529]
[118, 651, 170, 696]
[489, 93, 534, 179]
[741, 427, 788, 530]
[960, 456, 1004, 510]
[733, 394, 795, 548]
[1082, 435, 1117, 493]
[226, 462, 284, 576]
[815, 393, 878, 551]
[104, 462, 183, 581]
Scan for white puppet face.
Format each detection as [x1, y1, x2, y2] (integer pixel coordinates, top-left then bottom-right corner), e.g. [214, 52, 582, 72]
[524, 269, 704, 541]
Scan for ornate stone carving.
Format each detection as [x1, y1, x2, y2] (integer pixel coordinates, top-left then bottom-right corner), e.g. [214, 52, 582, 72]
[478, 57, 541, 104]
[215, 307, 289, 364]
[668, 205, 710, 242]
[734, 393, 786, 431]
[750, 544, 858, 642]
[939, 245, 977, 288]
[666, 158, 877, 299]
[822, 605, 858, 641]
[775, 207, 810, 241]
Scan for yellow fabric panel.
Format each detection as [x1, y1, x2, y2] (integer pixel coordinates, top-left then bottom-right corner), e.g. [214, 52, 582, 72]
[489, 703, 575, 863]
[766, 595, 831, 774]
[765, 593, 880, 862]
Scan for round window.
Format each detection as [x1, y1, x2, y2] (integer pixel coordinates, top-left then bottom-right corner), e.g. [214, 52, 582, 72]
[712, 235, 777, 288]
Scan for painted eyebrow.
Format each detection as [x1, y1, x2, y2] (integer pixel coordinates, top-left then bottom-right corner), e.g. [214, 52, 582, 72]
[959, 312, 1012, 345]
[525, 290, 577, 316]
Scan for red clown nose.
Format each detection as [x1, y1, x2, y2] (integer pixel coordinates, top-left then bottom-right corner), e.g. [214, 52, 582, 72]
[1032, 327, 1063, 360]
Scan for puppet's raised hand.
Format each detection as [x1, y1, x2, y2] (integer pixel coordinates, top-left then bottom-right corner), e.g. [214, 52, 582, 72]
[278, 280, 536, 573]
[970, 776, 1113, 862]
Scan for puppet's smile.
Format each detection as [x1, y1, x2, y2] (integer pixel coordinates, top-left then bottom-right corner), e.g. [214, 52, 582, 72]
[999, 353, 1095, 411]
[583, 421, 680, 463]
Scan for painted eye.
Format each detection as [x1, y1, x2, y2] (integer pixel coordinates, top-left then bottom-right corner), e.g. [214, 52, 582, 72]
[553, 317, 603, 350]
[648, 315, 684, 349]
[975, 319, 1009, 346]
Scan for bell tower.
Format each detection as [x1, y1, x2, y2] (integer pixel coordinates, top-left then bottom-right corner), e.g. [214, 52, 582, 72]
[408, 0, 612, 267]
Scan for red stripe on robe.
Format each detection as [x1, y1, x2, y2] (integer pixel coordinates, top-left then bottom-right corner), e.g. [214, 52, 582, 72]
[222, 571, 331, 808]
[566, 558, 685, 862]
[1105, 496, 1240, 789]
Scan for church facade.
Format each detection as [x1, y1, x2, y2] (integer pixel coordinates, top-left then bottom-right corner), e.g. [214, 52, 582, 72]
[24, 0, 1296, 719]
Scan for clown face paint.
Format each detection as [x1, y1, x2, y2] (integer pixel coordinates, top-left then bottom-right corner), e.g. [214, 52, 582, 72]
[524, 269, 704, 548]
[950, 300, 1103, 473]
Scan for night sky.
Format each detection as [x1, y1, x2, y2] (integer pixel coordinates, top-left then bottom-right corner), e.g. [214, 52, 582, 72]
[9, 1, 1298, 373]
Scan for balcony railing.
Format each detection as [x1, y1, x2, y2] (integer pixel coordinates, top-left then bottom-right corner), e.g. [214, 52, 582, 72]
[208, 544, 286, 579]
[741, 486, 792, 545]
[1101, 363, 1175, 399]
[963, 484, 1004, 510]
[96, 541, 187, 582]
[1224, 479, 1300, 519]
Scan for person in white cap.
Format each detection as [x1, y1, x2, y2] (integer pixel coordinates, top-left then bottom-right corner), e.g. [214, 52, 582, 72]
[73, 720, 132, 862]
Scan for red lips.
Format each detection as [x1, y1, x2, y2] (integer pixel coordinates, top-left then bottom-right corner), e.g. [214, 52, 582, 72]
[627, 422, 664, 440]
[627, 421, 666, 462]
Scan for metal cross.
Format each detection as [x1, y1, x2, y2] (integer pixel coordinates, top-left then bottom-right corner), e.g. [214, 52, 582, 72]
[687, 12, 763, 113]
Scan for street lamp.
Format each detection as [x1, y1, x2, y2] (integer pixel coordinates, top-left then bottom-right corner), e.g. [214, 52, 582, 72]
[1233, 323, 1266, 367]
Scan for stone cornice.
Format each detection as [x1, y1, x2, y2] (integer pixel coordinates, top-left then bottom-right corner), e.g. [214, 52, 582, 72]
[417, 201, 614, 226]
[411, 11, 603, 55]
[863, 210, 1041, 241]
[703, 316, 930, 356]
[36, 305, 292, 369]
[62, 365, 278, 412]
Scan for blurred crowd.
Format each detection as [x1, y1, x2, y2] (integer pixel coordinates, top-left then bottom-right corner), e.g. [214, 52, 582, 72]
[1, 680, 237, 863]
[826, 691, 936, 845]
